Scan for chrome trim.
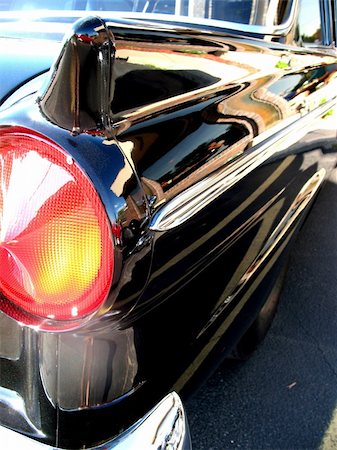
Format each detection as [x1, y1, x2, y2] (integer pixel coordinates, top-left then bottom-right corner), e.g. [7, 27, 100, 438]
[0, 392, 192, 450]
[196, 167, 327, 338]
[173, 167, 327, 391]
[149, 97, 337, 231]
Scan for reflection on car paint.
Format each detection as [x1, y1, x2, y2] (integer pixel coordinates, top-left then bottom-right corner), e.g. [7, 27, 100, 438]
[0, 4, 337, 448]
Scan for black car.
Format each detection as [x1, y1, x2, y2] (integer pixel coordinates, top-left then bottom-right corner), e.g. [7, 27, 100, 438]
[0, 0, 337, 448]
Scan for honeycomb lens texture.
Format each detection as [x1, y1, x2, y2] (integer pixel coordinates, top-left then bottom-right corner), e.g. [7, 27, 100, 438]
[0, 128, 113, 323]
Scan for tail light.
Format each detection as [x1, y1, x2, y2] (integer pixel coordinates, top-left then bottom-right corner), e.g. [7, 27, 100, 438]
[0, 127, 114, 328]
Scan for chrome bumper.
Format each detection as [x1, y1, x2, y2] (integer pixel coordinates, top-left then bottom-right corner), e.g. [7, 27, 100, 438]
[0, 392, 192, 449]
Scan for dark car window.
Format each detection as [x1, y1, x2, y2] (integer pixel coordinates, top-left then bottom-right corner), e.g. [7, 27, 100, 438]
[0, 0, 295, 27]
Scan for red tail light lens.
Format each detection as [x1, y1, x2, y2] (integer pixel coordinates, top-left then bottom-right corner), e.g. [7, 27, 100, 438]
[0, 127, 113, 326]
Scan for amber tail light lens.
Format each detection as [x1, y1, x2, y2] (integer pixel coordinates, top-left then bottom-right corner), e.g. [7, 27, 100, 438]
[0, 127, 113, 327]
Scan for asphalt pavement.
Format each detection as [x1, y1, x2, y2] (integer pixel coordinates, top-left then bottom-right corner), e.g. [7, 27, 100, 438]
[186, 168, 337, 450]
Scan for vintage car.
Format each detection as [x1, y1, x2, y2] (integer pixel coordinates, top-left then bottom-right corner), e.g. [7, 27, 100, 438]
[0, 0, 337, 448]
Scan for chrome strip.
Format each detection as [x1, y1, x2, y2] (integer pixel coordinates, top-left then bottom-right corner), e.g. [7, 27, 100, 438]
[107, 392, 191, 450]
[196, 167, 326, 338]
[149, 97, 337, 231]
[0, 392, 191, 450]
[173, 166, 326, 392]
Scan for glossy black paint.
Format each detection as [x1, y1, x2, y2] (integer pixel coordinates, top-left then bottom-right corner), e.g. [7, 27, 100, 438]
[0, 8, 337, 449]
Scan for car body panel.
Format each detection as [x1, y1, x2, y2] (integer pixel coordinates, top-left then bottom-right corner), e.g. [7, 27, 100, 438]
[0, 2, 337, 448]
